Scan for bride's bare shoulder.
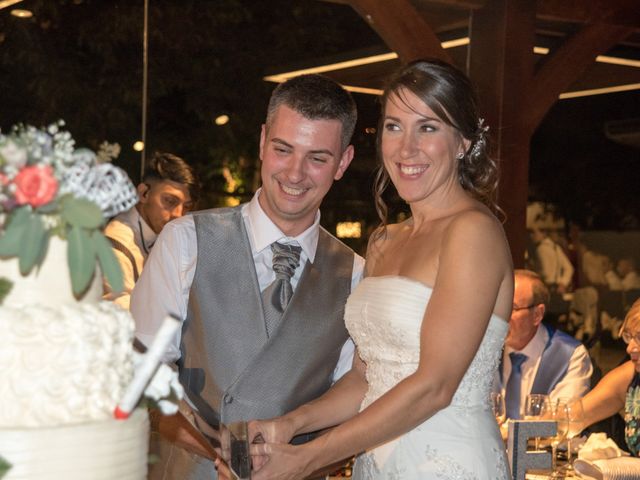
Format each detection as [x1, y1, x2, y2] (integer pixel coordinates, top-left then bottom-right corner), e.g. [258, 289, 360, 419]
[364, 221, 409, 274]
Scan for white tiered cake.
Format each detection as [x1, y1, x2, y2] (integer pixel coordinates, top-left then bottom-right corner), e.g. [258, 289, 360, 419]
[0, 237, 150, 479]
[0, 122, 150, 479]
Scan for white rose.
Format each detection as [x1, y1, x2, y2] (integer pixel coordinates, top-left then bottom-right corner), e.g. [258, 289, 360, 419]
[0, 139, 28, 169]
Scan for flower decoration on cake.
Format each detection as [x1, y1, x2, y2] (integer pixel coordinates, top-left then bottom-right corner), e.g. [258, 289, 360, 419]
[0, 120, 138, 296]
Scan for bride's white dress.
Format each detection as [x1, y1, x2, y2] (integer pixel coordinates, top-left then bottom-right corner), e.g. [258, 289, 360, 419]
[345, 276, 510, 479]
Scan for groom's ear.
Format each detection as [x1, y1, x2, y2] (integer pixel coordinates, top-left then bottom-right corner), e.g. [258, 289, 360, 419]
[259, 124, 267, 162]
[334, 144, 354, 181]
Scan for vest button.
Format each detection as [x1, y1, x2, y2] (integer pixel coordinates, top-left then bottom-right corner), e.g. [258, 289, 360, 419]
[224, 394, 233, 404]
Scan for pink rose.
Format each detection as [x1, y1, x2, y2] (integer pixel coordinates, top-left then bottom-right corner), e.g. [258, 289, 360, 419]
[13, 165, 58, 207]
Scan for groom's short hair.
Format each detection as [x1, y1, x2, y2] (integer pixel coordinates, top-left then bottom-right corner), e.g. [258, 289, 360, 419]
[265, 74, 357, 151]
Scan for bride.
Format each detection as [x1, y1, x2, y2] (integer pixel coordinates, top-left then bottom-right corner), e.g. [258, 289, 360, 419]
[248, 59, 514, 479]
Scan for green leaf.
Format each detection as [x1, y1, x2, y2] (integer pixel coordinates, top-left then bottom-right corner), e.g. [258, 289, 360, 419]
[36, 231, 51, 269]
[93, 230, 124, 294]
[0, 222, 26, 257]
[0, 455, 11, 479]
[0, 207, 33, 257]
[7, 206, 31, 228]
[18, 213, 46, 275]
[0, 277, 12, 305]
[60, 196, 103, 229]
[67, 225, 97, 296]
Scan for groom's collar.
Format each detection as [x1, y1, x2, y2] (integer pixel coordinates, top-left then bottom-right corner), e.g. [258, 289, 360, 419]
[243, 189, 320, 263]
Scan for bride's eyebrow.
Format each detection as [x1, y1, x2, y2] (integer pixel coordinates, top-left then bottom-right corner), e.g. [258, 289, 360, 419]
[384, 114, 441, 123]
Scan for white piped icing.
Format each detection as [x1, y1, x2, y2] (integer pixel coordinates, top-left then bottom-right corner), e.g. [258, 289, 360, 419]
[0, 236, 149, 479]
[0, 302, 134, 427]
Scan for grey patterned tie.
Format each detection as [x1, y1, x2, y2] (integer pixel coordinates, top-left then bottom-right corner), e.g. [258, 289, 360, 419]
[262, 242, 302, 337]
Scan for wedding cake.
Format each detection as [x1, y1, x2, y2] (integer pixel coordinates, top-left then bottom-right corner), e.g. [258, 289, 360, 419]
[0, 122, 151, 479]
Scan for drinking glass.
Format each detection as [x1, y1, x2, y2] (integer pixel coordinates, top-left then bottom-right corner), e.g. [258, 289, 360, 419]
[547, 399, 569, 478]
[524, 394, 550, 450]
[491, 392, 506, 427]
[561, 397, 585, 475]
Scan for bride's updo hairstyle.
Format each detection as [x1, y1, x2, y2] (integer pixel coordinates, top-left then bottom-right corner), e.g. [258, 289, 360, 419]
[373, 59, 501, 232]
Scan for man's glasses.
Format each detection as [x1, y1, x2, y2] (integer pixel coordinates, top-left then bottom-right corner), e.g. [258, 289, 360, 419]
[621, 330, 640, 345]
[512, 304, 536, 312]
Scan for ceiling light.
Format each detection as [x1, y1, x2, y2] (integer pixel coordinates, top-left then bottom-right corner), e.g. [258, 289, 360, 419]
[0, 0, 22, 11]
[263, 52, 399, 84]
[133, 141, 144, 152]
[215, 114, 229, 126]
[10, 8, 32, 18]
[265, 36, 640, 99]
[559, 83, 640, 99]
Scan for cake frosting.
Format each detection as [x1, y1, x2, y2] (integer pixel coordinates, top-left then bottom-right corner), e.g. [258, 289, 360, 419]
[0, 236, 136, 426]
[0, 236, 150, 479]
[0, 410, 148, 480]
[0, 122, 150, 479]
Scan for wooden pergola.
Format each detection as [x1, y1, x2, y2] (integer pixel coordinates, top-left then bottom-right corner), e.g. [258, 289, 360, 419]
[316, 0, 640, 265]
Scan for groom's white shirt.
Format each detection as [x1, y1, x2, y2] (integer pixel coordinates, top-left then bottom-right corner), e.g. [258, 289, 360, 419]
[131, 189, 364, 380]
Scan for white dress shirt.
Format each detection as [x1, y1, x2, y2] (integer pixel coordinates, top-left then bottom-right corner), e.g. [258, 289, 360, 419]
[103, 206, 157, 310]
[606, 270, 624, 291]
[536, 237, 574, 288]
[622, 271, 640, 291]
[499, 324, 593, 414]
[131, 190, 364, 381]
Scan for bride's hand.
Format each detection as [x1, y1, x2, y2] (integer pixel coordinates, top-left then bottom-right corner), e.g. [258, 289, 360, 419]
[249, 417, 295, 444]
[249, 442, 311, 480]
[248, 416, 296, 470]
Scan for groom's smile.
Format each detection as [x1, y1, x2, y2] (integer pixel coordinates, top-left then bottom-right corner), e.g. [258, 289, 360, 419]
[258, 104, 353, 237]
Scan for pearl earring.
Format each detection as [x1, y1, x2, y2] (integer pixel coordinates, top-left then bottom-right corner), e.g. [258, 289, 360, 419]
[456, 152, 464, 160]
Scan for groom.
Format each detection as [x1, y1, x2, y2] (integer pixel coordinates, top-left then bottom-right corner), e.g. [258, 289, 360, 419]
[130, 74, 364, 479]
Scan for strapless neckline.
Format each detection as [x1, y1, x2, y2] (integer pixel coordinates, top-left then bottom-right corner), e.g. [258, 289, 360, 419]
[361, 274, 509, 326]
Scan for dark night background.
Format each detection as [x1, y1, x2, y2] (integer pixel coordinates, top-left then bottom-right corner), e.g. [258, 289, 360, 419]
[1, 0, 639, 253]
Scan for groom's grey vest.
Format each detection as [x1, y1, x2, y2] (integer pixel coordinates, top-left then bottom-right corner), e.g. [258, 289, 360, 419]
[180, 206, 353, 425]
[149, 206, 354, 480]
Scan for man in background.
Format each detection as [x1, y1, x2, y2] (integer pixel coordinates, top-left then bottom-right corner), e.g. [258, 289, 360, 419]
[531, 227, 574, 293]
[496, 269, 593, 419]
[103, 151, 199, 309]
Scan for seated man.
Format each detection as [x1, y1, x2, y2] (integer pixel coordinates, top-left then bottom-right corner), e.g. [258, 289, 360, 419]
[103, 151, 199, 309]
[617, 257, 640, 291]
[530, 227, 574, 293]
[495, 269, 593, 419]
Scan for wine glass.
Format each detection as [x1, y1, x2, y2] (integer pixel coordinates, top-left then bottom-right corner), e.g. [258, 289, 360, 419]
[524, 394, 550, 450]
[491, 392, 506, 426]
[560, 397, 585, 474]
[547, 399, 570, 478]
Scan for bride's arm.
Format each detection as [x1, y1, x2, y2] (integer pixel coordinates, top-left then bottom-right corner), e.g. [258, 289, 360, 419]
[252, 211, 513, 480]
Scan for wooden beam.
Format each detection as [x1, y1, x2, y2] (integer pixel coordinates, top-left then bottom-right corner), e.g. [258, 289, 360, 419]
[525, 23, 635, 131]
[408, 0, 640, 27]
[536, 0, 640, 28]
[468, 0, 537, 266]
[346, 0, 453, 64]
